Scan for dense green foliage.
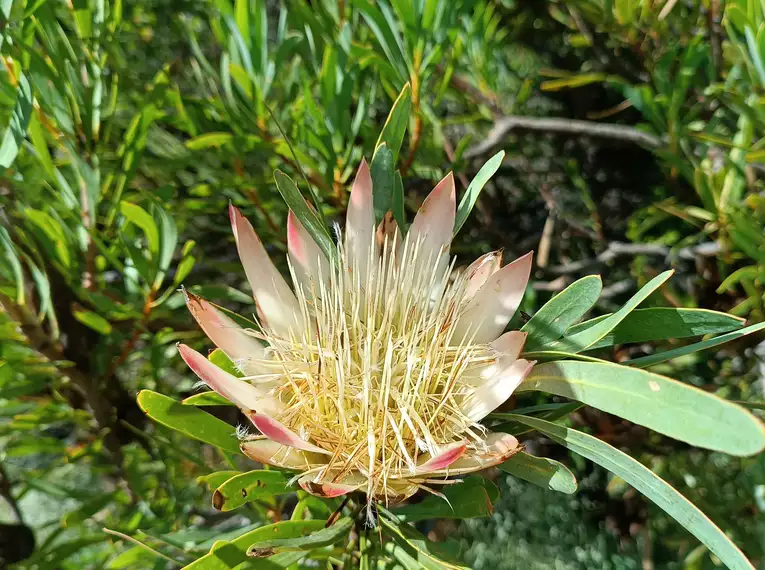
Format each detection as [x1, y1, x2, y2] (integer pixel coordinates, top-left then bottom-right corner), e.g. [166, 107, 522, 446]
[2, 0, 765, 568]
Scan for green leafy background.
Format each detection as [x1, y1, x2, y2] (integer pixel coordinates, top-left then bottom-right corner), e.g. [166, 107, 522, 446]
[2, 0, 765, 569]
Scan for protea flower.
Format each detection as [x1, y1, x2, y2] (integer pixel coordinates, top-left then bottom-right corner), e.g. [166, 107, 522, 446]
[179, 161, 534, 504]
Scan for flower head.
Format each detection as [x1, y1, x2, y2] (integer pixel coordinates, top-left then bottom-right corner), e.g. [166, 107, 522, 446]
[180, 161, 534, 504]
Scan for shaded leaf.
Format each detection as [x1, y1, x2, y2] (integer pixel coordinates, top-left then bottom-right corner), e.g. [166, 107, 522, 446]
[499, 452, 577, 494]
[567, 308, 745, 351]
[392, 477, 499, 522]
[626, 321, 765, 368]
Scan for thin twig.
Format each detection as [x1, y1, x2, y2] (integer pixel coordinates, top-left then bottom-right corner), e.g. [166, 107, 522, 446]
[465, 116, 663, 158]
[546, 241, 721, 275]
[103, 528, 180, 566]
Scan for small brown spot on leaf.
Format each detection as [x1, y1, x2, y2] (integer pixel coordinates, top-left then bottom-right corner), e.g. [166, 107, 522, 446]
[212, 490, 225, 511]
[241, 488, 248, 498]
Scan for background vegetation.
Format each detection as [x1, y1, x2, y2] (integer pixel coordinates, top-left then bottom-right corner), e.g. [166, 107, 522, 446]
[1, 0, 765, 568]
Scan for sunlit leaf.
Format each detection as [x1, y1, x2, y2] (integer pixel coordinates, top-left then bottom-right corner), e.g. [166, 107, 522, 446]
[454, 151, 505, 235]
[212, 470, 291, 511]
[517, 360, 765, 456]
[510, 414, 756, 570]
[522, 275, 602, 351]
[137, 390, 242, 454]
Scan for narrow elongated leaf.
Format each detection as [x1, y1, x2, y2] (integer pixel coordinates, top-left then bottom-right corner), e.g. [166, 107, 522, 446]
[453, 151, 504, 235]
[393, 170, 406, 230]
[185, 132, 233, 149]
[120, 201, 159, 254]
[273, 170, 334, 260]
[567, 308, 745, 351]
[516, 361, 765, 456]
[0, 72, 33, 168]
[626, 321, 765, 368]
[351, 0, 410, 80]
[212, 470, 291, 511]
[137, 390, 242, 454]
[547, 271, 673, 352]
[371, 143, 395, 223]
[1, 226, 25, 304]
[380, 515, 469, 570]
[374, 83, 411, 162]
[499, 452, 577, 494]
[73, 308, 112, 335]
[182, 392, 233, 407]
[247, 517, 353, 555]
[522, 275, 602, 350]
[510, 414, 755, 570]
[184, 520, 325, 569]
[198, 471, 242, 491]
[392, 477, 499, 522]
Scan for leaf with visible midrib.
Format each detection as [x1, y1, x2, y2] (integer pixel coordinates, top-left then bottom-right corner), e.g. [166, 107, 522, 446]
[566, 307, 744, 350]
[499, 452, 577, 494]
[516, 360, 765, 457]
[137, 390, 242, 454]
[522, 275, 602, 351]
[509, 414, 756, 570]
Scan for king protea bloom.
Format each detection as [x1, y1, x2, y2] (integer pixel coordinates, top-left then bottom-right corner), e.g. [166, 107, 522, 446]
[179, 161, 534, 504]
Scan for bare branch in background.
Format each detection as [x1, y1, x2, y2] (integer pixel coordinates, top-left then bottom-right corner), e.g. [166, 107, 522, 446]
[546, 241, 721, 275]
[466, 116, 663, 158]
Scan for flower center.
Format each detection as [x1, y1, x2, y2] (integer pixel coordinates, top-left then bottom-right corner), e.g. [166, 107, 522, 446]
[252, 232, 496, 496]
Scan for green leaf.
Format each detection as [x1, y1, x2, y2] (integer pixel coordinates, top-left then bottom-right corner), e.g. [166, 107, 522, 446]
[184, 520, 326, 570]
[522, 275, 602, 351]
[152, 203, 178, 285]
[546, 270, 673, 352]
[212, 470, 291, 512]
[371, 143, 395, 224]
[186, 132, 234, 149]
[273, 170, 334, 260]
[73, 308, 113, 335]
[351, 0, 410, 80]
[182, 392, 234, 407]
[499, 452, 577, 494]
[198, 471, 242, 491]
[209, 348, 242, 377]
[137, 390, 242, 454]
[567, 308, 745, 351]
[392, 170, 406, 230]
[509, 414, 756, 570]
[374, 83, 411, 162]
[0, 72, 33, 168]
[247, 517, 353, 555]
[380, 515, 469, 569]
[24, 208, 71, 268]
[0, 226, 24, 304]
[120, 201, 159, 254]
[516, 360, 765, 456]
[453, 151, 504, 235]
[626, 321, 765, 368]
[392, 477, 499, 522]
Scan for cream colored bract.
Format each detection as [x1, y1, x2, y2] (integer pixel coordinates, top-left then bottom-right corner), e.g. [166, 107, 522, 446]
[179, 160, 534, 503]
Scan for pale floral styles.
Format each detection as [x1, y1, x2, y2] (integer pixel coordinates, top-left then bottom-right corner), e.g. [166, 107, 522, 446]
[180, 160, 534, 503]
